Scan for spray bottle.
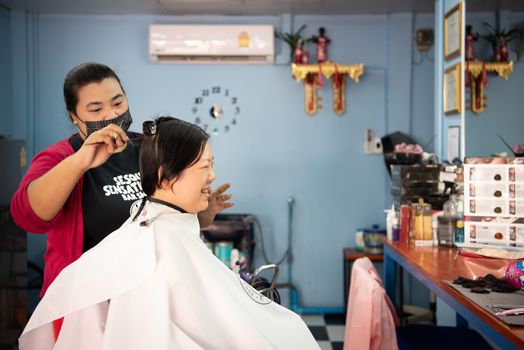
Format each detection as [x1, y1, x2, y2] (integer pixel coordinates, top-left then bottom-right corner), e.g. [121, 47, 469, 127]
[385, 205, 395, 240]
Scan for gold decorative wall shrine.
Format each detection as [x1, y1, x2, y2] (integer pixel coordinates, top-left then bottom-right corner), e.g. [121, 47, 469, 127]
[291, 62, 364, 116]
[465, 60, 513, 114]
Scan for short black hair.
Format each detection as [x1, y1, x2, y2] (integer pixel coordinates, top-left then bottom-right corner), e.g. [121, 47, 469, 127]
[63, 62, 125, 119]
[139, 116, 209, 196]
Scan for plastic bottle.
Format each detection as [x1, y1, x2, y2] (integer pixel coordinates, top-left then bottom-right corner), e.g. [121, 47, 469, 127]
[392, 217, 400, 241]
[454, 195, 465, 245]
[400, 204, 411, 244]
[413, 198, 433, 246]
[432, 211, 442, 247]
[230, 248, 240, 273]
[437, 194, 458, 247]
[444, 194, 458, 217]
[423, 203, 433, 242]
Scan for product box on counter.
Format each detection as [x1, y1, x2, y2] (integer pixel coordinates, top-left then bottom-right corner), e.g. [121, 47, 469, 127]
[464, 158, 524, 217]
[465, 198, 524, 216]
[467, 182, 524, 199]
[465, 157, 524, 182]
[461, 217, 524, 249]
[462, 157, 524, 250]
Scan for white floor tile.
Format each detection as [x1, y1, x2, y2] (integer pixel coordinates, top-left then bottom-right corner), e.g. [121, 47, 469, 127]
[317, 341, 333, 350]
[301, 314, 326, 326]
[326, 325, 345, 342]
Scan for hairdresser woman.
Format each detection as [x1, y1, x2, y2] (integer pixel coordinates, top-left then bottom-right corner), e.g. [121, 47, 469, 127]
[10, 62, 233, 297]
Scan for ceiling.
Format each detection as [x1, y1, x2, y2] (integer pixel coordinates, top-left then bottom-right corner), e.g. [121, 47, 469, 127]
[0, 0, 523, 16]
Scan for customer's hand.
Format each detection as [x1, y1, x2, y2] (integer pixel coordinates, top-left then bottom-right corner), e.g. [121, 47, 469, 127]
[208, 183, 233, 215]
[197, 183, 233, 228]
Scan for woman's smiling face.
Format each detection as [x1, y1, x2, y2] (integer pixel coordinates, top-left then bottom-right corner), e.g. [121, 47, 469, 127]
[169, 142, 216, 213]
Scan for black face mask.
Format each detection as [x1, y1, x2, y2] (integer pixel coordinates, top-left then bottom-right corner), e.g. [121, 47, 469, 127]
[76, 109, 133, 137]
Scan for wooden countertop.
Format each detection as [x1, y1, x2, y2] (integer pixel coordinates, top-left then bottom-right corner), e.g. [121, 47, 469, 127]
[343, 247, 383, 262]
[382, 240, 524, 349]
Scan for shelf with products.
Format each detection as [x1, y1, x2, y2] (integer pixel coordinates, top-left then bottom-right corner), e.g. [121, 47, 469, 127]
[291, 62, 365, 115]
[465, 60, 513, 114]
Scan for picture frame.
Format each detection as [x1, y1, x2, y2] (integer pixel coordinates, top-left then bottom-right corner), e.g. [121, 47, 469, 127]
[444, 62, 461, 115]
[447, 125, 460, 161]
[444, 2, 462, 61]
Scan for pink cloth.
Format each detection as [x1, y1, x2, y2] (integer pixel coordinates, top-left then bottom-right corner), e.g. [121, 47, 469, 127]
[344, 257, 399, 350]
[10, 138, 85, 296]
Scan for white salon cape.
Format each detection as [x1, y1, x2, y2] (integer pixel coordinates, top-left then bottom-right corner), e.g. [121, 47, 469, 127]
[19, 201, 319, 350]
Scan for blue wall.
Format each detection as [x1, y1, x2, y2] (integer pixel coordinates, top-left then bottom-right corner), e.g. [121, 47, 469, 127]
[435, 0, 464, 162]
[8, 12, 435, 309]
[0, 6, 12, 137]
[465, 11, 524, 157]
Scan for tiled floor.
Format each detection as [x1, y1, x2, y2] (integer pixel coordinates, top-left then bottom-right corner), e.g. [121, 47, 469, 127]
[301, 314, 345, 350]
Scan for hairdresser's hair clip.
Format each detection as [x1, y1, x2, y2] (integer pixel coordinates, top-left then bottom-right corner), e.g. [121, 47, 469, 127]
[143, 121, 157, 135]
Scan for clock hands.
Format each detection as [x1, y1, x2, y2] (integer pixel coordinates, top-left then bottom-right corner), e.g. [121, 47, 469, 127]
[210, 104, 223, 120]
[192, 85, 239, 135]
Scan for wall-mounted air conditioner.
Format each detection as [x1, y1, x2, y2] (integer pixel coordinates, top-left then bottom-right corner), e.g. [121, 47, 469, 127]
[149, 24, 274, 64]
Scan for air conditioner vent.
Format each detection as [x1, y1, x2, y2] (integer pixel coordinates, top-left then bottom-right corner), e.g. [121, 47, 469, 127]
[149, 25, 274, 64]
[154, 54, 270, 64]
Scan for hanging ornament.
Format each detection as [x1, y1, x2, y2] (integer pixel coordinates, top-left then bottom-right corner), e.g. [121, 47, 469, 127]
[332, 64, 347, 115]
[482, 62, 488, 86]
[291, 62, 365, 117]
[472, 76, 483, 113]
[304, 73, 318, 115]
[317, 62, 323, 88]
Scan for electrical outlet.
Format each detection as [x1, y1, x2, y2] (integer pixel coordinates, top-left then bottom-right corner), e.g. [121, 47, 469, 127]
[371, 137, 383, 153]
[364, 129, 382, 154]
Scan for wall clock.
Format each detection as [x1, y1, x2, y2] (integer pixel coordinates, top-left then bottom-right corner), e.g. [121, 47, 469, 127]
[191, 86, 240, 135]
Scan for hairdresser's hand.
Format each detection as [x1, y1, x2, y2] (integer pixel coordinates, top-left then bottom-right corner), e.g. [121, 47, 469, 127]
[197, 183, 233, 228]
[74, 124, 128, 171]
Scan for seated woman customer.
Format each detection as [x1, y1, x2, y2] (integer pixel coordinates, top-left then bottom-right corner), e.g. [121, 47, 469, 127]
[19, 116, 319, 350]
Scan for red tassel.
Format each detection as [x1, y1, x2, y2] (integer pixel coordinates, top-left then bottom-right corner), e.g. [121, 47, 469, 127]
[482, 62, 488, 86]
[334, 64, 342, 110]
[342, 77, 347, 111]
[307, 74, 315, 112]
[317, 62, 323, 88]
[334, 64, 340, 87]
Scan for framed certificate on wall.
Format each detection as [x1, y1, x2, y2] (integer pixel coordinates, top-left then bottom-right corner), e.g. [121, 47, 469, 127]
[447, 126, 460, 161]
[444, 2, 462, 60]
[444, 62, 461, 115]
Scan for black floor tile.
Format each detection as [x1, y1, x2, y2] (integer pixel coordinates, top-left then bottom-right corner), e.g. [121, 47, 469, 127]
[324, 313, 346, 325]
[308, 326, 329, 341]
[331, 341, 344, 350]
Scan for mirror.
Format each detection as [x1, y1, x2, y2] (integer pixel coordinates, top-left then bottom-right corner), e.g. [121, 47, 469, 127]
[464, 6, 524, 157]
